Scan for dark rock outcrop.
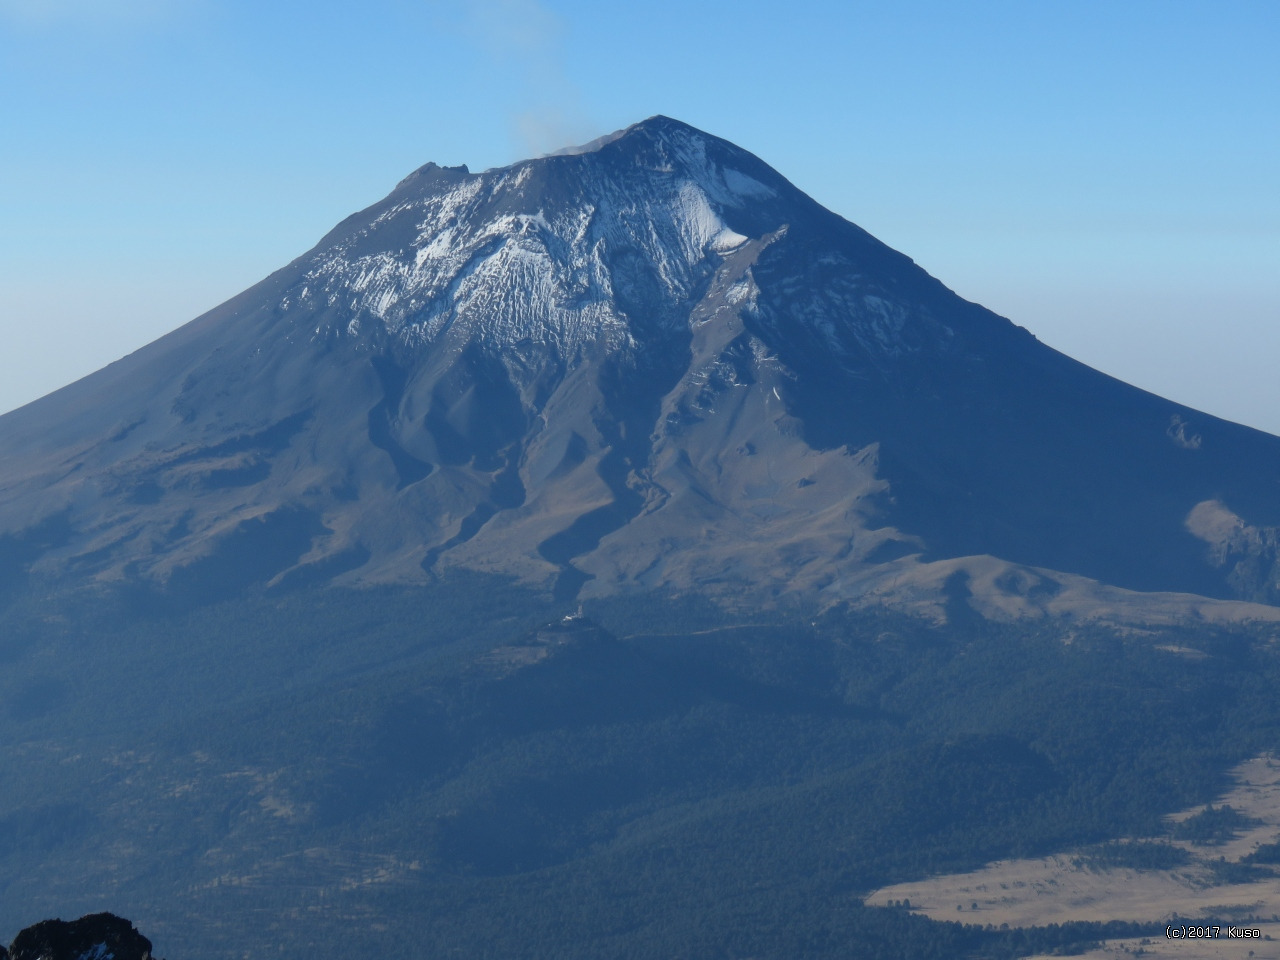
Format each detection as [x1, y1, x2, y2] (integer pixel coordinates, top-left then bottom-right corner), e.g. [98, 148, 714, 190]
[7, 913, 154, 960]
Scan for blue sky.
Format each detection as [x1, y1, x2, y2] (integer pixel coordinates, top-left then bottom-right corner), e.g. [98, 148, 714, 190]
[2, 0, 1277, 432]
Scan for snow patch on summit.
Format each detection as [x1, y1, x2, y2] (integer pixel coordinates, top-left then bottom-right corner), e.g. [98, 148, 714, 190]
[674, 183, 747, 257]
[721, 167, 774, 199]
[294, 159, 765, 356]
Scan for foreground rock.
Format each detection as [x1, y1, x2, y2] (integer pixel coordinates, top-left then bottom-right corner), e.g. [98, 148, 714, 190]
[4, 913, 155, 960]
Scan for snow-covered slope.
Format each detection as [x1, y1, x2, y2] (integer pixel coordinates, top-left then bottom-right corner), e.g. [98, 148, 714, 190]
[302, 130, 762, 354]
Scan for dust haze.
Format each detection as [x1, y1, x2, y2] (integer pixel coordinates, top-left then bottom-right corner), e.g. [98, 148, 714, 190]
[432, 0, 597, 157]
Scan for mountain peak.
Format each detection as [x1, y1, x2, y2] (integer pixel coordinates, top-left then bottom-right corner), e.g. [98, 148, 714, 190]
[547, 116, 711, 158]
[294, 116, 801, 361]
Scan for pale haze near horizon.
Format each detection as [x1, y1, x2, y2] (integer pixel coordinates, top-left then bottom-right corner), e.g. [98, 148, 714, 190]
[1, 0, 1276, 434]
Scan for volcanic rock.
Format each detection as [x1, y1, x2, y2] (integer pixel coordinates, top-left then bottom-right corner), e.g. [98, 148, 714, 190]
[6, 913, 154, 960]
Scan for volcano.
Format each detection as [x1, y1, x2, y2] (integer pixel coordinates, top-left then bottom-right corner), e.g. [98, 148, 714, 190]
[2, 115, 1278, 621]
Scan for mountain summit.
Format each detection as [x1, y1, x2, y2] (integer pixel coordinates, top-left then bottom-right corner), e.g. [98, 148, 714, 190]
[2, 116, 1278, 619]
